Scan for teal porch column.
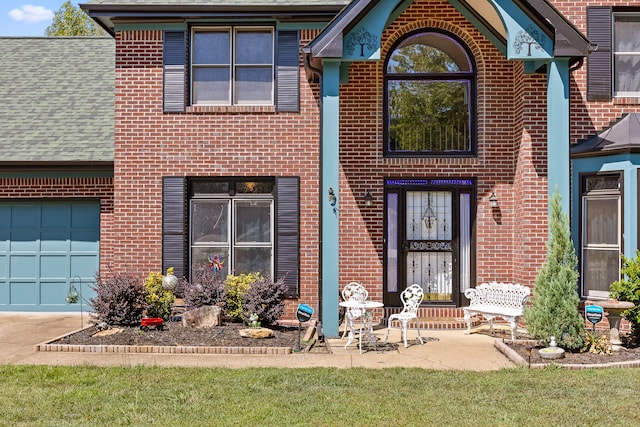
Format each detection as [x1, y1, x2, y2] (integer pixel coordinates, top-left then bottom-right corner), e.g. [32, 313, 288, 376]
[547, 59, 571, 214]
[321, 60, 341, 337]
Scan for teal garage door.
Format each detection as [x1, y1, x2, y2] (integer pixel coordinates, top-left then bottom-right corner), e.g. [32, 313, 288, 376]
[0, 201, 99, 312]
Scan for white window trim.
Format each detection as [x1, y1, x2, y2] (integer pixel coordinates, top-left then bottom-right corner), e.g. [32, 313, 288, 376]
[190, 26, 275, 106]
[612, 12, 640, 98]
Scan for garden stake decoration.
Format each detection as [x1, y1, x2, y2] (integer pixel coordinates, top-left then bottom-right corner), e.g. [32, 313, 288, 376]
[526, 344, 534, 368]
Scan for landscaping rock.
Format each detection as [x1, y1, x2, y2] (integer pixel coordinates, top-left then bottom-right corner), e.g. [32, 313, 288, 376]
[182, 305, 221, 329]
[239, 327, 274, 339]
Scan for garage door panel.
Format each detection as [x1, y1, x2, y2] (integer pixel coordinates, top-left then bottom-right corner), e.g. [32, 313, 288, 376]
[72, 204, 100, 227]
[10, 255, 37, 278]
[71, 255, 98, 277]
[41, 255, 68, 277]
[10, 230, 39, 249]
[41, 204, 71, 227]
[41, 281, 68, 305]
[11, 205, 40, 227]
[41, 230, 71, 251]
[71, 230, 99, 251]
[10, 281, 38, 305]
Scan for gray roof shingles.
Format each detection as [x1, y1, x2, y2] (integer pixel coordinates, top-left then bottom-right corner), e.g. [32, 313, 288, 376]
[0, 37, 114, 163]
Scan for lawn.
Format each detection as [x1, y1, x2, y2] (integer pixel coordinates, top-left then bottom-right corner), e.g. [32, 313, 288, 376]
[1, 365, 637, 426]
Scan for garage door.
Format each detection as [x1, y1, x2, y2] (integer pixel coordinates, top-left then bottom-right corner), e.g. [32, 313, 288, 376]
[0, 201, 99, 311]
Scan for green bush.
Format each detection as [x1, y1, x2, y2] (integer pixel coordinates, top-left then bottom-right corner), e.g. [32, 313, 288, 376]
[224, 273, 261, 321]
[524, 190, 585, 350]
[143, 269, 175, 320]
[609, 250, 640, 339]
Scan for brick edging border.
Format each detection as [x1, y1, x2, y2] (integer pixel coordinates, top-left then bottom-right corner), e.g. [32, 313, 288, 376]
[494, 339, 640, 370]
[35, 327, 292, 355]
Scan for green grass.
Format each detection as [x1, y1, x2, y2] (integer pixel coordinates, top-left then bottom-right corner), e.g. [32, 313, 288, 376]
[0, 365, 637, 426]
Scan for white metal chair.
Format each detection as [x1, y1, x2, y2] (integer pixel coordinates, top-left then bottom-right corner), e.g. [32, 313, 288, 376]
[384, 284, 425, 348]
[340, 282, 368, 340]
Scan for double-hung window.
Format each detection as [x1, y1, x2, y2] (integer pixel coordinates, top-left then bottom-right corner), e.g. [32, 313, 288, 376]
[587, 7, 640, 99]
[191, 27, 274, 105]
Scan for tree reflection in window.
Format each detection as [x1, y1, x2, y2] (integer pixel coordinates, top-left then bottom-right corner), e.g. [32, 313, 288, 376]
[385, 30, 476, 156]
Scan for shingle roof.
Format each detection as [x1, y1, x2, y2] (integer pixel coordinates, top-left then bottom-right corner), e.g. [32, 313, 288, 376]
[571, 113, 640, 157]
[0, 37, 114, 163]
[83, 0, 349, 5]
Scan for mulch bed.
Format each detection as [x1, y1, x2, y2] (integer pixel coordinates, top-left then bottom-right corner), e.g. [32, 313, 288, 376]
[505, 338, 640, 365]
[54, 321, 325, 352]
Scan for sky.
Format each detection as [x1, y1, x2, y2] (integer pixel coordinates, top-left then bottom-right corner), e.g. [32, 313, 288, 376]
[0, 1, 83, 37]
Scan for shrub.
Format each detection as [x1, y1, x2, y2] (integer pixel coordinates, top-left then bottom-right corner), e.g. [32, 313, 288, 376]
[183, 266, 226, 311]
[224, 273, 261, 320]
[143, 269, 176, 320]
[90, 270, 145, 326]
[524, 190, 585, 351]
[609, 250, 640, 339]
[242, 275, 289, 326]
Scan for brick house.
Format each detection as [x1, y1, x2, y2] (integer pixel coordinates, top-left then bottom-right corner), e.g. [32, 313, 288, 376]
[2, 1, 639, 338]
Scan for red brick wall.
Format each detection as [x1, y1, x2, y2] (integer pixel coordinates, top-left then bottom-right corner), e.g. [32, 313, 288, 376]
[337, 0, 549, 302]
[0, 177, 115, 273]
[113, 30, 322, 319]
[551, 1, 640, 143]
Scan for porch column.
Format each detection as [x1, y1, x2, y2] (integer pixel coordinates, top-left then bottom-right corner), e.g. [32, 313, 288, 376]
[321, 60, 341, 337]
[547, 58, 571, 214]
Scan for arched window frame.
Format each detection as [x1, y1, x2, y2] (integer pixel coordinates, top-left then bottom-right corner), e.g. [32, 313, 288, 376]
[383, 29, 477, 157]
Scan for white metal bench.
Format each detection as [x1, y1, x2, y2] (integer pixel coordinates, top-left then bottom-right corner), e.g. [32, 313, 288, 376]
[463, 282, 530, 340]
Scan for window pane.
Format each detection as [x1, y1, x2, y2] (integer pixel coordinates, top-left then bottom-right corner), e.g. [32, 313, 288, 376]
[191, 200, 229, 244]
[236, 30, 272, 64]
[585, 198, 618, 245]
[614, 16, 640, 52]
[584, 249, 620, 293]
[236, 181, 274, 194]
[235, 200, 271, 243]
[191, 181, 229, 195]
[614, 55, 640, 93]
[192, 246, 229, 276]
[235, 67, 272, 103]
[388, 33, 471, 73]
[234, 247, 271, 275]
[388, 80, 470, 152]
[194, 31, 230, 65]
[193, 68, 230, 103]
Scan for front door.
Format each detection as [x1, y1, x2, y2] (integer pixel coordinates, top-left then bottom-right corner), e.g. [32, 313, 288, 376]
[384, 179, 475, 307]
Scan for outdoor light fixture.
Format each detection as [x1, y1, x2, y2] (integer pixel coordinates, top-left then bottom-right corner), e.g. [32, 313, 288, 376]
[489, 192, 499, 209]
[364, 191, 373, 207]
[328, 188, 337, 206]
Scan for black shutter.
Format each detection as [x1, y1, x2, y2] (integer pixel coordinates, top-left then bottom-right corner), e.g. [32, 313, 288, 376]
[163, 31, 186, 112]
[587, 7, 612, 101]
[275, 176, 300, 298]
[275, 30, 300, 113]
[162, 177, 187, 283]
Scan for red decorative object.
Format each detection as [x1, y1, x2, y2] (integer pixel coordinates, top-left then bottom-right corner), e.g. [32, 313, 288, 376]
[140, 317, 164, 331]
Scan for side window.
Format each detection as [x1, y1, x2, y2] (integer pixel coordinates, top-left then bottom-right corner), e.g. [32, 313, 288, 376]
[163, 29, 299, 113]
[191, 27, 274, 106]
[580, 173, 622, 298]
[384, 29, 476, 157]
[587, 7, 640, 100]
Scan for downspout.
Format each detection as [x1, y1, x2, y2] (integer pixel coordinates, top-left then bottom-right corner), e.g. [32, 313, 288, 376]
[303, 51, 325, 340]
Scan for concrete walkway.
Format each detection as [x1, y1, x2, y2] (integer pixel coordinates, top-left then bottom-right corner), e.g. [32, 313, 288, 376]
[0, 312, 516, 370]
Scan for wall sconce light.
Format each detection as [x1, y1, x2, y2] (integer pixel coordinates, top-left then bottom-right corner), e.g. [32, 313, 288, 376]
[489, 192, 499, 209]
[328, 187, 337, 206]
[364, 191, 373, 207]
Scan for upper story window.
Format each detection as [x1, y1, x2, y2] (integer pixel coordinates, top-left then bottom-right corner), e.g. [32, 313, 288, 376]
[613, 14, 640, 97]
[587, 7, 640, 100]
[384, 29, 477, 157]
[191, 27, 274, 106]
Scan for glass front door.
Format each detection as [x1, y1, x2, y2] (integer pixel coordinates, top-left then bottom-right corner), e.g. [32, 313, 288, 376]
[385, 179, 474, 307]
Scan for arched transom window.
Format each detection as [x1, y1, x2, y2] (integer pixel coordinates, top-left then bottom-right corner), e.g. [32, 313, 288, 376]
[384, 29, 477, 156]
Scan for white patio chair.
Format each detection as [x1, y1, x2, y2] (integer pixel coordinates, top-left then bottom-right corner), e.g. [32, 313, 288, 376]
[384, 284, 425, 348]
[340, 282, 368, 340]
